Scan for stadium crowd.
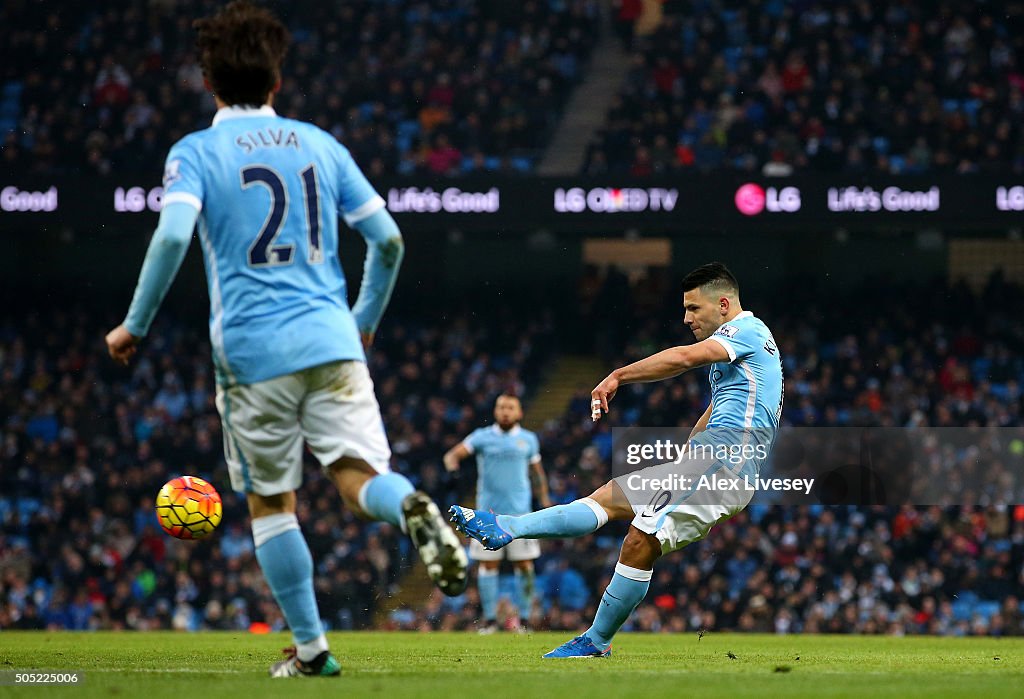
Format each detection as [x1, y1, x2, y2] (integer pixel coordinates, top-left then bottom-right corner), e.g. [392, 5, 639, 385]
[0, 298, 554, 631]
[585, 0, 1024, 175]
[2, 275, 1024, 636]
[0, 0, 596, 177]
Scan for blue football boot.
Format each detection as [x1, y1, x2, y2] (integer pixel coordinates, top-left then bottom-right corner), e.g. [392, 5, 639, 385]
[543, 635, 612, 658]
[448, 505, 514, 551]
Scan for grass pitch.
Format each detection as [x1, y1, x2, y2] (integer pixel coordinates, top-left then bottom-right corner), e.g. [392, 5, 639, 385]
[1, 631, 1022, 698]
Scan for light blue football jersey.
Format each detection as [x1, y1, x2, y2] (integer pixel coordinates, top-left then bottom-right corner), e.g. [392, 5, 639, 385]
[464, 424, 541, 515]
[704, 310, 784, 442]
[160, 106, 386, 386]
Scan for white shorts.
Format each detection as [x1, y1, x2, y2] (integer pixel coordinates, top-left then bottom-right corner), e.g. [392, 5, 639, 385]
[614, 453, 754, 555]
[215, 360, 392, 495]
[469, 537, 541, 562]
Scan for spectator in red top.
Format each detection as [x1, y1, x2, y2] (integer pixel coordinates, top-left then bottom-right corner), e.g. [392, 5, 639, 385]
[425, 133, 462, 175]
[782, 51, 811, 94]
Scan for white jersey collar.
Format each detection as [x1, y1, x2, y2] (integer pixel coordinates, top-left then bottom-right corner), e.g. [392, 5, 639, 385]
[730, 311, 753, 321]
[212, 105, 276, 126]
[491, 424, 522, 436]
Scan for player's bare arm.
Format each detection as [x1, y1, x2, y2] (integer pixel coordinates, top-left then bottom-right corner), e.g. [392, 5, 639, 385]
[443, 442, 471, 472]
[591, 338, 731, 419]
[530, 460, 552, 508]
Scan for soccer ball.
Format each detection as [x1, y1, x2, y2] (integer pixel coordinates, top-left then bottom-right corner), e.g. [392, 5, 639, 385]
[155, 476, 223, 540]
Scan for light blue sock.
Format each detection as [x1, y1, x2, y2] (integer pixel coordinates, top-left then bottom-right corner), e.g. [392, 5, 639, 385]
[585, 563, 652, 650]
[478, 568, 499, 622]
[496, 499, 608, 539]
[514, 567, 535, 619]
[252, 514, 325, 655]
[359, 472, 415, 527]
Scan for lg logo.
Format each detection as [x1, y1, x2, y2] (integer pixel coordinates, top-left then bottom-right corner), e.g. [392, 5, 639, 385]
[734, 183, 801, 216]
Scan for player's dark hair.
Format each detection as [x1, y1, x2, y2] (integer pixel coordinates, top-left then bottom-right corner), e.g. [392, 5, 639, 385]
[682, 262, 740, 296]
[194, 1, 290, 107]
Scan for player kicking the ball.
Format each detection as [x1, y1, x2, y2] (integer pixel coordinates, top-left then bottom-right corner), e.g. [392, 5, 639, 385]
[450, 263, 783, 657]
[104, 1, 466, 677]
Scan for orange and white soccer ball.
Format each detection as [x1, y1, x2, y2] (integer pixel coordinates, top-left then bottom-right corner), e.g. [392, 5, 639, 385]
[155, 476, 223, 540]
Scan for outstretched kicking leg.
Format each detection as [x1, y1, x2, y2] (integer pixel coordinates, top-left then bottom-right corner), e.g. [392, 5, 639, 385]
[449, 480, 633, 550]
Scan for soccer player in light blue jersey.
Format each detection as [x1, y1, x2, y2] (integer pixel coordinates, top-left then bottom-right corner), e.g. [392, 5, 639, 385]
[103, 1, 466, 678]
[451, 263, 783, 657]
[444, 395, 552, 633]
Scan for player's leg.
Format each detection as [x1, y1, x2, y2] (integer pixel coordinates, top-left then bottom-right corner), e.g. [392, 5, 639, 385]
[508, 538, 542, 630]
[544, 454, 752, 658]
[543, 526, 659, 658]
[217, 378, 339, 678]
[301, 360, 467, 595]
[584, 526, 660, 649]
[248, 491, 339, 676]
[327, 455, 411, 527]
[449, 479, 632, 549]
[475, 556, 502, 633]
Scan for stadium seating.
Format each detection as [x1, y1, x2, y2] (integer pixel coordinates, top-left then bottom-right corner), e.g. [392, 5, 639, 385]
[584, 1, 1024, 175]
[0, 0, 596, 176]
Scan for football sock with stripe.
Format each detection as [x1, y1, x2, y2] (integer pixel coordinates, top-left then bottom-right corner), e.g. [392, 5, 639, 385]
[585, 563, 653, 650]
[359, 472, 415, 528]
[495, 498, 609, 539]
[253, 513, 328, 662]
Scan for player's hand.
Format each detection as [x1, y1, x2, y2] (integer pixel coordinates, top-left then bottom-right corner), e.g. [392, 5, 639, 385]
[361, 331, 374, 350]
[591, 373, 619, 421]
[105, 325, 140, 366]
[540, 497, 554, 509]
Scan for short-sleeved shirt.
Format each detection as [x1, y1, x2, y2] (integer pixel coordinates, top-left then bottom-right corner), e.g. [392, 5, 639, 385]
[463, 424, 541, 515]
[704, 311, 784, 448]
[162, 105, 386, 386]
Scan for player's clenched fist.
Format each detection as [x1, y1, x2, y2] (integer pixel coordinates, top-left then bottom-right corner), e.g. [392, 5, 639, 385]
[105, 324, 139, 365]
[590, 373, 619, 421]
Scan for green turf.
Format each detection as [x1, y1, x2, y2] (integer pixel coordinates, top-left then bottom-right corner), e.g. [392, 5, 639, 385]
[1, 631, 1021, 698]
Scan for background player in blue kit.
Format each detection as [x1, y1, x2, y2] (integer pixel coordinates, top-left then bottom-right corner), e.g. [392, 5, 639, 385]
[444, 395, 551, 633]
[451, 263, 783, 657]
[103, 1, 467, 678]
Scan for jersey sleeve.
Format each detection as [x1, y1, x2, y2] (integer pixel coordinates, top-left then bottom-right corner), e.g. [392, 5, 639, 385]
[708, 321, 760, 364]
[528, 433, 541, 464]
[161, 139, 204, 212]
[463, 428, 485, 454]
[335, 144, 386, 227]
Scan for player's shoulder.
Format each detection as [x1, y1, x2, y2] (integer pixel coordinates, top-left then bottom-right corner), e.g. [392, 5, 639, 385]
[467, 426, 490, 441]
[717, 311, 771, 339]
[519, 427, 539, 442]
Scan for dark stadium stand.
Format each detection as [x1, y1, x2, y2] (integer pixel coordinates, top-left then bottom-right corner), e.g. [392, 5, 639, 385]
[585, 1, 1024, 175]
[0, 0, 596, 177]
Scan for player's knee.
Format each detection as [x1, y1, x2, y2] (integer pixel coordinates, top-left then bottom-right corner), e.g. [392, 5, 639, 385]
[587, 481, 633, 521]
[619, 526, 662, 568]
[513, 560, 533, 573]
[247, 491, 296, 518]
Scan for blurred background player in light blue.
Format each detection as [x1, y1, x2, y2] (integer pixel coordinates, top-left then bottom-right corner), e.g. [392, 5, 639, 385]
[444, 394, 551, 633]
